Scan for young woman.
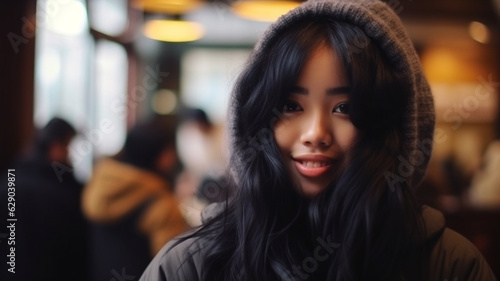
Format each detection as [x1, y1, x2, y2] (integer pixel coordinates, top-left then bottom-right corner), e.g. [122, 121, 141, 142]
[140, 0, 497, 280]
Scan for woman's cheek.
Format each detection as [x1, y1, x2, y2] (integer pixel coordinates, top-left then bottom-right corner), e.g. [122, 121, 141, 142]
[273, 121, 296, 154]
[333, 120, 358, 151]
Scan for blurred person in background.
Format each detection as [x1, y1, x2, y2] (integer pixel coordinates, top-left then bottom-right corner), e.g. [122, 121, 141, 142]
[174, 108, 228, 226]
[81, 116, 187, 281]
[468, 140, 500, 208]
[0, 117, 87, 281]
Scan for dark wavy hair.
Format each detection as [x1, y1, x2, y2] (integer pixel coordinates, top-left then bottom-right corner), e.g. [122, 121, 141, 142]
[177, 17, 425, 281]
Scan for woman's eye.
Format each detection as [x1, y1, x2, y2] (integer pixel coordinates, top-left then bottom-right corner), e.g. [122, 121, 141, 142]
[283, 100, 303, 113]
[333, 102, 350, 114]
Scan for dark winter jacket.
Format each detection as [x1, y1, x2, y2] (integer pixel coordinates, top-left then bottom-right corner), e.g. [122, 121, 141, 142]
[0, 155, 87, 281]
[139, 205, 497, 281]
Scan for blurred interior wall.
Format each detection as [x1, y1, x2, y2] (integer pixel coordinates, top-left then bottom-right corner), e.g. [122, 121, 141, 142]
[1, 0, 36, 171]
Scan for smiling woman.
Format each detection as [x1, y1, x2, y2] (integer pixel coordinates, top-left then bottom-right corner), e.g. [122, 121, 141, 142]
[139, 0, 497, 281]
[274, 44, 358, 198]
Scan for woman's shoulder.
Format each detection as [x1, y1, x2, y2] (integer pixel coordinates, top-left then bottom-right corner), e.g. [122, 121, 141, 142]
[429, 228, 497, 281]
[139, 234, 206, 281]
[139, 203, 225, 281]
[423, 207, 497, 281]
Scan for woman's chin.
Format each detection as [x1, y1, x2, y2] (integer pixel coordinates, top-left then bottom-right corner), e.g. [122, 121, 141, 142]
[299, 183, 327, 199]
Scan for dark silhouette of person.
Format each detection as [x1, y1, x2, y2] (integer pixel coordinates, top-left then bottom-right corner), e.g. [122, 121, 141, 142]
[0, 117, 87, 281]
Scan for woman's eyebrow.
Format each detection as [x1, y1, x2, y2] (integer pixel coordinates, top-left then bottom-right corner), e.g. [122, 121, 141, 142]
[289, 86, 350, 95]
[327, 86, 350, 95]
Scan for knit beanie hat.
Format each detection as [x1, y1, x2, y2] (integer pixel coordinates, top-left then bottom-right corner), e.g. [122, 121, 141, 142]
[229, 0, 435, 187]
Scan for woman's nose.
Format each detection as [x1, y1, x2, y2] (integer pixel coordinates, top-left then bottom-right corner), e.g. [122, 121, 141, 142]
[300, 112, 333, 148]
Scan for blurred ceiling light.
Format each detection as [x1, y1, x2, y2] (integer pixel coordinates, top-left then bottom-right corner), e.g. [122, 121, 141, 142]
[132, 0, 204, 14]
[152, 89, 177, 114]
[468, 21, 490, 44]
[44, 0, 88, 35]
[232, 0, 301, 22]
[143, 19, 204, 42]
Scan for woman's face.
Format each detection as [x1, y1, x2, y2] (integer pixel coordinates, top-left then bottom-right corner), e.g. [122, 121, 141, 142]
[274, 44, 358, 198]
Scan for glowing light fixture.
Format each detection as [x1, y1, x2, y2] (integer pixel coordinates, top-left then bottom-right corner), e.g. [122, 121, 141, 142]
[468, 21, 490, 44]
[232, 0, 300, 22]
[132, 0, 204, 14]
[143, 19, 204, 42]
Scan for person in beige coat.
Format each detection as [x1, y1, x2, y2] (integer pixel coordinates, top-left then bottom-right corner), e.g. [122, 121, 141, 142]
[82, 117, 187, 281]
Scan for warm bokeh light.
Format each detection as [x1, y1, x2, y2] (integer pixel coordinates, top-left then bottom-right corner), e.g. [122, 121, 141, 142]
[232, 0, 301, 22]
[468, 21, 490, 44]
[152, 89, 178, 114]
[143, 19, 205, 42]
[421, 47, 464, 83]
[132, 0, 204, 14]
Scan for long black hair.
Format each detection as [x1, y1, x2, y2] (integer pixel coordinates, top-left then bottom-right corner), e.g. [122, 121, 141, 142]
[177, 17, 425, 281]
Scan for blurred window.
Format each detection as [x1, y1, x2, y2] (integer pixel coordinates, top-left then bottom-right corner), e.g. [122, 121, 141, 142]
[88, 0, 129, 37]
[93, 39, 128, 156]
[34, 0, 93, 180]
[180, 48, 251, 123]
[34, 0, 129, 180]
[34, 0, 91, 127]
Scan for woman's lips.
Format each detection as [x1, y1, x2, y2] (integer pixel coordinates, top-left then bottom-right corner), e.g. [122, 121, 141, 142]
[292, 155, 334, 178]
